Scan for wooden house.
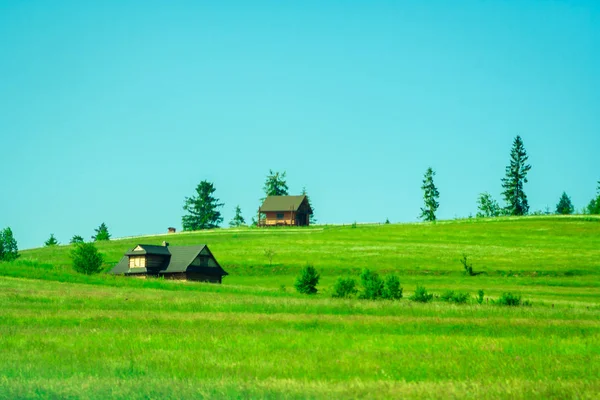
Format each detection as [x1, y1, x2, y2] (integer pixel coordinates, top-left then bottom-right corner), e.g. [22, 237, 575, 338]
[258, 195, 313, 226]
[109, 243, 228, 283]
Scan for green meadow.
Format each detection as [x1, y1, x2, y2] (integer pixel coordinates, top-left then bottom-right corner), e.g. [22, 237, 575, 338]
[1, 216, 599, 399]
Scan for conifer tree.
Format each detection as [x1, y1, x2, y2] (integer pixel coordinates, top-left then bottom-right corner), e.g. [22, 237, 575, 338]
[419, 167, 440, 222]
[229, 205, 246, 227]
[92, 223, 111, 241]
[555, 192, 574, 215]
[182, 180, 224, 230]
[586, 180, 600, 214]
[263, 170, 289, 198]
[44, 234, 59, 246]
[301, 186, 316, 224]
[501, 135, 532, 216]
[70, 235, 84, 244]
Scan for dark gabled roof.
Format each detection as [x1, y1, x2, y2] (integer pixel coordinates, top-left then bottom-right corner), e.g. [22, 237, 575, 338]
[259, 195, 311, 213]
[125, 244, 171, 256]
[109, 244, 228, 277]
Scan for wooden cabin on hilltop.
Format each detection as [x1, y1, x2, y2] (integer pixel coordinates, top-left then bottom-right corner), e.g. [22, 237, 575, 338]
[109, 243, 227, 283]
[258, 195, 313, 226]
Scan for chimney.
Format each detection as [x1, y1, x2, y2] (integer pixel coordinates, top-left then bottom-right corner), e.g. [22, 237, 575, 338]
[162, 241, 169, 247]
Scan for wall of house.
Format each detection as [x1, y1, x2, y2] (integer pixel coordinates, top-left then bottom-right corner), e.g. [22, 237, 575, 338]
[145, 255, 166, 269]
[263, 211, 296, 226]
[190, 256, 219, 268]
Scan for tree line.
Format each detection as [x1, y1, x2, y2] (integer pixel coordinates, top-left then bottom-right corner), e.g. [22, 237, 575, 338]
[419, 135, 600, 221]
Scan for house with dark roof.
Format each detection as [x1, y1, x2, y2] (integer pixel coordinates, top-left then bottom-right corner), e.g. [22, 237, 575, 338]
[258, 195, 313, 226]
[109, 243, 228, 283]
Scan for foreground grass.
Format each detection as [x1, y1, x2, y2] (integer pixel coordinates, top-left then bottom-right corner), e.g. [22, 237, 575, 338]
[1, 217, 599, 398]
[0, 278, 598, 399]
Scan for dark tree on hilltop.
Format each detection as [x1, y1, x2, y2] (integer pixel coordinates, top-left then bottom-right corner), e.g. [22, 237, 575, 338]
[263, 170, 289, 198]
[0, 227, 19, 261]
[182, 180, 224, 231]
[301, 186, 317, 224]
[44, 234, 59, 247]
[586, 180, 600, 214]
[70, 235, 84, 244]
[476, 192, 501, 218]
[419, 167, 440, 222]
[501, 136, 532, 216]
[555, 192, 574, 215]
[229, 205, 246, 227]
[92, 223, 111, 241]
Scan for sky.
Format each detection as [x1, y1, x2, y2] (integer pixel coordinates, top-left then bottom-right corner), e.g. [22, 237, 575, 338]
[0, 0, 599, 249]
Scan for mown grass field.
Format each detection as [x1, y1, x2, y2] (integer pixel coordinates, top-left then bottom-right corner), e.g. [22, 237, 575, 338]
[1, 216, 599, 399]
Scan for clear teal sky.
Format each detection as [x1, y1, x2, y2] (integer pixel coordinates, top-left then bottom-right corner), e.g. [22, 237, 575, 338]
[1, 1, 598, 249]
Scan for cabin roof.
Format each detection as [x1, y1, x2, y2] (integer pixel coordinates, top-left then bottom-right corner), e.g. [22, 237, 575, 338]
[259, 195, 311, 212]
[109, 244, 228, 276]
[125, 244, 171, 256]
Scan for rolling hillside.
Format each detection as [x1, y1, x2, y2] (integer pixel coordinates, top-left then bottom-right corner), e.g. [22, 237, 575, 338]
[1, 216, 599, 399]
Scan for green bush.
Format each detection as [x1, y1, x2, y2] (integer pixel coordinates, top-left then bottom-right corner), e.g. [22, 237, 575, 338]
[477, 289, 485, 304]
[71, 242, 104, 275]
[294, 265, 320, 295]
[440, 290, 469, 304]
[332, 277, 358, 298]
[409, 286, 433, 303]
[359, 269, 384, 300]
[495, 292, 531, 306]
[382, 275, 403, 300]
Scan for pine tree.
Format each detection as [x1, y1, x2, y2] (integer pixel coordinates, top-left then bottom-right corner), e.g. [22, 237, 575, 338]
[555, 192, 574, 215]
[70, 235, 84, 244]
[229, 205, 246, 227]
[92, 223, 111, 241]
[419, 167, 440, 222]
[182, 180, 224, 231]
[501, 135, 532, 216]
[44, 234, 59, 246]
[0, 227, 19, 261]
[586, 180, 600, 214]
[263, 170, 289, 198]
[476, 192, 501, 218]
[301, 186, 316, 224]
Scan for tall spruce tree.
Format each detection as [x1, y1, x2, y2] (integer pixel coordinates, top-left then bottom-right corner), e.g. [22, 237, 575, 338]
[501, 135, 532, 216]
[301, 186, 316, 224]
[229, 205, 246, 227]
[0, 227, 19, 261]
[182, 180, 224, 230]
[419, 167, 440, 222]
[263, 170, 289, 198]
[555, 192, 574, 215]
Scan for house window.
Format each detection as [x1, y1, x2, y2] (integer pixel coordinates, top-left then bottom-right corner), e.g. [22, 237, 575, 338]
[276, 213, 284, 219]
[129, 256, 144, 268]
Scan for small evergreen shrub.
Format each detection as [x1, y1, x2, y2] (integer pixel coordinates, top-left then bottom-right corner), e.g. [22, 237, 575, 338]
[71, 242, 104, 275]
[477, 289, 485, 304]
[70, 235, 84, 244]
[294, 265, 320, 295]
[359, 269, 384, 300]
[409, 286, 433, 303]
[332, 277, 358, 298]
[382, 275, 403, 300]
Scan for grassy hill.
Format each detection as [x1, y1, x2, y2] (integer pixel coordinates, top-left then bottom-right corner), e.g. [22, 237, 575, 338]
[1, 216, 599, 398]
